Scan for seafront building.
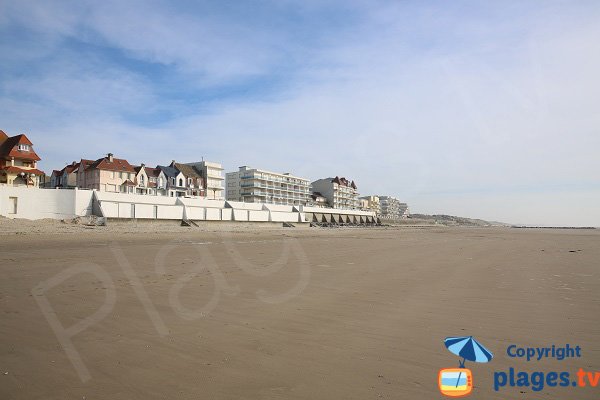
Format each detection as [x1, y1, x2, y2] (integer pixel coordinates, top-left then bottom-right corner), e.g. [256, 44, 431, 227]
[185, 161, 224, 199]
[75, 153, 137, 193]
[311, 176, 359, 209]
[171, 162, 205, 197]
[359, 195, 381, 214]
[309, 192, 328, 207]
[378, 195, 409, 219]
[0, 130, 44, 187]
[51, 161, 80, 188]
[226, 166, 311, 206]
[53, 154, 223, 198]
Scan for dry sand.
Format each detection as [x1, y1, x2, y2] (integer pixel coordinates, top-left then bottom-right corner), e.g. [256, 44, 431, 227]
[0, 222, 598, 399]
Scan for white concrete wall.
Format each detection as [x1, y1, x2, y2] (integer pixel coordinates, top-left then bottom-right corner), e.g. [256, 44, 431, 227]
[186, 206, 205, 220]
[263, 204, 295, 213]
[133, 204, 155, 219]
[96, 191, 178, 205]
[248, 210, 269, 222]
[0, 186, 94, 220]
[270, 211, 301, 222]
[226, 201, 264, 211]
[221, 208, 233, 221]
[232, 209, 249, 221]
[178, 198, 226, 209]
[75, 190, 94, 216]
[0, 187, 374, 223]
[205, 208, 221, 220]
[157, 205, 184, 220]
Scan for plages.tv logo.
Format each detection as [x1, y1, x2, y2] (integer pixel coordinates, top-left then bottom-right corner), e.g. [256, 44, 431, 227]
[439, 336, 494, 397]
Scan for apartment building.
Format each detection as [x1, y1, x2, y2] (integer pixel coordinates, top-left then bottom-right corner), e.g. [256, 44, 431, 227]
[185, 161, 224, 199]
[311, 176, 359, 209]
[359, 195, 381, 214]
[0, 130, 44, 187]
[226, 166, 311, 206]
[378, 195, 409, 219]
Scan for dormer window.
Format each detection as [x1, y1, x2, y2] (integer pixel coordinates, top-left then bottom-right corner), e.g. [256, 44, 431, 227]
[18, 144, 30, 151]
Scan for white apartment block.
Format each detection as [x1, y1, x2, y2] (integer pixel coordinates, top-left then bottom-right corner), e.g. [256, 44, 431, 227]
[226, 166, 311, 205]
[311, 176, 359, 209]
[185, 160, 224, 200]
[378, 195, 409, 219]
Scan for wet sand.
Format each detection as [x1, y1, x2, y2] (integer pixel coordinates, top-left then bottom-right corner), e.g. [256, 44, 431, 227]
[1, 226, 599, 399]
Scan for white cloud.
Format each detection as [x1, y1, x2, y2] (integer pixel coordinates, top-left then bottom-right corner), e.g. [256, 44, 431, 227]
[1, 1, 599, 225]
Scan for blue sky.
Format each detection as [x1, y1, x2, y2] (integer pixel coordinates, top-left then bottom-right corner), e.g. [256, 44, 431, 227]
[1, 1, 599, 225]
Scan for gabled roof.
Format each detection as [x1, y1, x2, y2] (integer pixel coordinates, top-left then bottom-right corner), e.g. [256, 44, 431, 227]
[75, 159, 94, 172]
[145, 167, 161, 178]
[157, 165, 181, 179]
[330, 176, 356, 189]
[0, 133, 41, 161]
[173, 162, 201, 179]
[86, 156, 135, 172]
[0, 130, 8, 142]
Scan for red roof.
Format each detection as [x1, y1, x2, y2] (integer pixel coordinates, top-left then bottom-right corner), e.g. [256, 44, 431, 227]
[122, 179, 136, 186]
[1, 166, 45, 175]
[145, 167, 161, 177]
[86, 155, 135, 172]
[0, 133, 41, 161]
[75, 159, 94, 172]
[0, 130, 8, 142]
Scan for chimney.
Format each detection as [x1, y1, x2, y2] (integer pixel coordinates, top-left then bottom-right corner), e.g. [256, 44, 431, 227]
[107, 153, 114, 162]
[141, 163, 145, 167]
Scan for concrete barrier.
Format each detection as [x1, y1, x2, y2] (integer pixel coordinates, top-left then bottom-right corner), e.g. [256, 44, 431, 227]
[186, 206, 205, 220]
[249, 210, 269, 222]
[269, 211, 300, 222]
[1, 187, 379, 225]
[205, 208, 220, 220]
[0, 186, 94, 220]
[232, 209, 249, 221]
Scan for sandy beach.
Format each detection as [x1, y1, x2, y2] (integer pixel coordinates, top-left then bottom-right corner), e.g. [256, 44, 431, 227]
[1, 223, 598, 399]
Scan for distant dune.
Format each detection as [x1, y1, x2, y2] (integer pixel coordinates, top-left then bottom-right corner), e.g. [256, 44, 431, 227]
[395, 214, 510, 227]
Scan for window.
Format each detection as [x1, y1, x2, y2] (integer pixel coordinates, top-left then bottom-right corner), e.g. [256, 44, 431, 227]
[140, 175, 145, 185]
[17, 144, 30, 151]
[179, 178, 183, 187]
[159, 177, 163, 186]
[111, 171, 115, 179]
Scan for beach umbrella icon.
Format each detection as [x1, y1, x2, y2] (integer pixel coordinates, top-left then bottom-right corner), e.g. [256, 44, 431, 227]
[444, 336, 493, 367]
[444, 336, 493, 389]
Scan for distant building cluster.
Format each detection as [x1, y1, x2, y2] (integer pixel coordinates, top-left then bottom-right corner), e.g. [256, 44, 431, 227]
[1, 130, 409, 216]
[50, 154, 225, 199]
